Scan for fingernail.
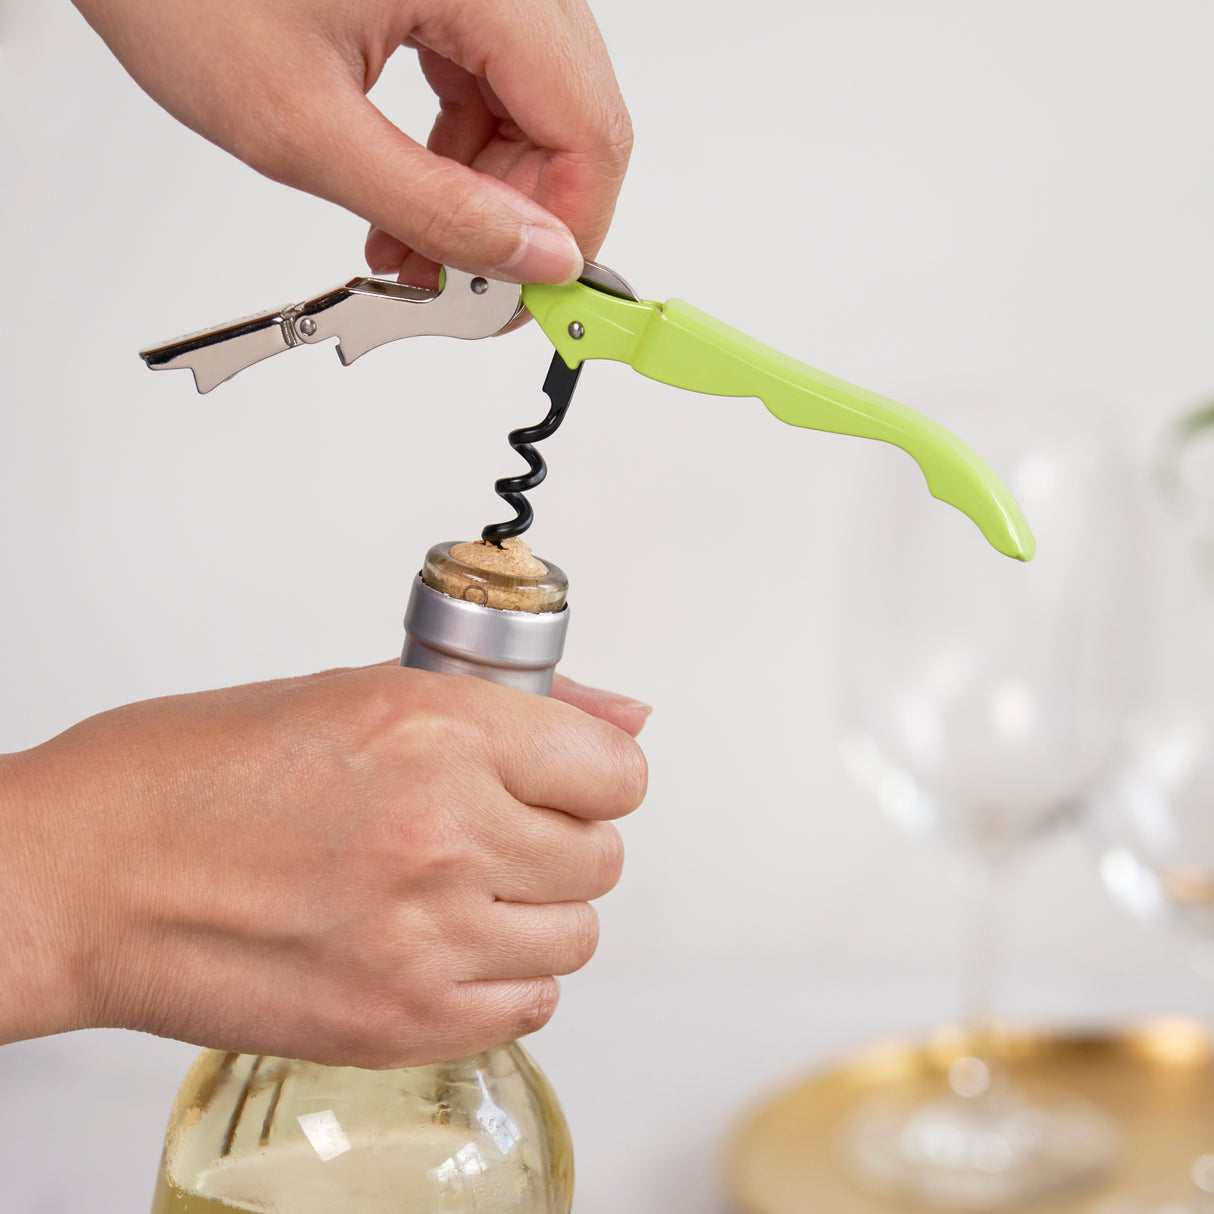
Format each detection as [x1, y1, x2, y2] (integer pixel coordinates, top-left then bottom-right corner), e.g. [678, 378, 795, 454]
[370, 259, 402, 276]
[503, 224, 583, 284]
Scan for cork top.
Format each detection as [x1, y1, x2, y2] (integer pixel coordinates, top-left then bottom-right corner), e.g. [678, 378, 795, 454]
[450, 537, 549, 579]
[422, 540, 567, 613]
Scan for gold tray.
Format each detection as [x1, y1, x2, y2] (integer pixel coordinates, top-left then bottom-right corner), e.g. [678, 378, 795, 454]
[723, 1020, 1214, 1214]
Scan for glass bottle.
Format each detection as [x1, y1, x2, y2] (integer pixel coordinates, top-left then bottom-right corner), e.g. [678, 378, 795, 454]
[151, 540, 574, 1214]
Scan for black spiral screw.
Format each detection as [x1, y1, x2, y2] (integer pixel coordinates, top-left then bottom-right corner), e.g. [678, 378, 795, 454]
[482, 353, 583, 544]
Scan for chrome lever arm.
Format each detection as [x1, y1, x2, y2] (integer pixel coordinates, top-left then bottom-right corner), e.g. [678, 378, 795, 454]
[139, 268, 524, 394]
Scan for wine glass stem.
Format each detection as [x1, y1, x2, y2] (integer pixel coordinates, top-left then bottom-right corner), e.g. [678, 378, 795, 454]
[962, 856, 1005, 1046]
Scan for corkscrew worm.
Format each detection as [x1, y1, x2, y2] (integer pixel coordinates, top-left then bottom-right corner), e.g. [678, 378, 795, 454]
[481, 355, 582, 544]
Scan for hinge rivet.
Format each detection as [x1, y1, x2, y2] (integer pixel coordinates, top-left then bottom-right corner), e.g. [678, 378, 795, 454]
[470, 277, 489, 295]
[298, 318, 317, 337]
[568, 321, 585, 340]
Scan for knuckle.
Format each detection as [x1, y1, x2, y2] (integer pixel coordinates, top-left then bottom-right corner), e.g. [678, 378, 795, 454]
[605, 734, 648, 812]
[513, 976, 560, 1038]
[347, 978, 462, 1069]
[568, 903, 600, 970]
[376, 909, 447, 985]
[322, 995, 403, 1070]
[357, 790, 473, 894]
[410, 973, 463, 1026]
[589, 824, 626, 895]
[601, 104, 634, 167]
[336, 677, 496, 885]
[341, 666, 465, 743]
[393, 809, 478, 888]
[318, 665, 421, 754]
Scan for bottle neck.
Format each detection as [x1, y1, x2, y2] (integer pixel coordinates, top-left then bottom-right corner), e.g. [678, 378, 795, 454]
[400, 577, 569, 694]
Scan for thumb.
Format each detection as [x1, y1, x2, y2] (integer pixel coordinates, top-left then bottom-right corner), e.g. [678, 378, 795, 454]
[366, 663, 651, 736]
[266, 86, 583, 284]
[550, 675, 652, 738]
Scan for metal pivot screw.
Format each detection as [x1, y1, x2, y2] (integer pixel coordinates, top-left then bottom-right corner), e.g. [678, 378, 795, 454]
[470, 277, 489, 295]
[568, 321, 585, 340]
[297, 318, 317, 337]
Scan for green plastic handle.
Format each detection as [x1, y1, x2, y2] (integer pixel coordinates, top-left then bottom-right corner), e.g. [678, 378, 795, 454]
[523, 280, 1035, 561]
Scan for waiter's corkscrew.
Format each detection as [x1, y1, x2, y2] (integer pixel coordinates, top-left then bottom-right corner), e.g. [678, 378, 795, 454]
[139, 259, 1035, 561]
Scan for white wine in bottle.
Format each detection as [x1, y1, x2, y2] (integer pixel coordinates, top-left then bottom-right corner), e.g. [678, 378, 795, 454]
[150, 541, 575, 1214]
[150, 1046, 573, 1213]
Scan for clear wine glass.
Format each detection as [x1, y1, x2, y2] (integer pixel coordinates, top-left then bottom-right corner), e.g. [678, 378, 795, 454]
[1085, 415, 1214, 1214]
[834, 401, 1140, 1209]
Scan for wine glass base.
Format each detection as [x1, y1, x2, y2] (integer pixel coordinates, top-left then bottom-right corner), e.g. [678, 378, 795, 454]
[838, 1081, 1117, 1210]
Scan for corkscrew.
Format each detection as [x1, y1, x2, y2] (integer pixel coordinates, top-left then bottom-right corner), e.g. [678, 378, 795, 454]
[479, 355, 579, 544]
[140, 261, 1035, 561]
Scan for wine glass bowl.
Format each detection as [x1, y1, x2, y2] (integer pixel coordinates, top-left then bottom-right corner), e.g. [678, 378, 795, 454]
[841, 430, 1138, 865]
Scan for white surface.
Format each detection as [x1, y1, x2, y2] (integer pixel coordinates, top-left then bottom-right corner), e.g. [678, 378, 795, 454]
[4, 0, 1214, 1208]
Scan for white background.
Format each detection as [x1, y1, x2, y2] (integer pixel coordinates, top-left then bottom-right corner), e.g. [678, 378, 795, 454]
[3, 1, 1214, 1210]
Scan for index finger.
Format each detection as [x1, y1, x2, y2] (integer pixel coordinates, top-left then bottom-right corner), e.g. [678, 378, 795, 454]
[415, 0, 633, 255]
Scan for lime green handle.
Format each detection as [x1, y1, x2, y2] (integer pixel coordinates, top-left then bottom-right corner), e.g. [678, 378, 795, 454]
[523, 280, 1035, 561]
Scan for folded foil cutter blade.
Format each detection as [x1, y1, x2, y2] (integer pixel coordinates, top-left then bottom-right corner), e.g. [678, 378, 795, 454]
[139, 305, 298, 394]
[140, 269, 524, 394]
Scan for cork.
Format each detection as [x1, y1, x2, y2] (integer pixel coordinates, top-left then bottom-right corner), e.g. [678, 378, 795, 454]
[450, 537, 549, 579]
[422, 539, 567, 614]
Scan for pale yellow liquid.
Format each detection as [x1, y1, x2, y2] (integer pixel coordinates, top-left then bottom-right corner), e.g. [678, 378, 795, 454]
[152, 1175, 241, 1214]
[154, 1121, 560, 1214]
[149, 1047, 573, 1214]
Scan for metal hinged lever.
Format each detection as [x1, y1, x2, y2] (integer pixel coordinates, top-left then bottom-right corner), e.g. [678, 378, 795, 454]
[140, 268, 524, 394]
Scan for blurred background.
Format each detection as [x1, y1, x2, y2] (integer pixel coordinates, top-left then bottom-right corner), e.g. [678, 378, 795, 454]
[4, 1, 1214, 1211]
